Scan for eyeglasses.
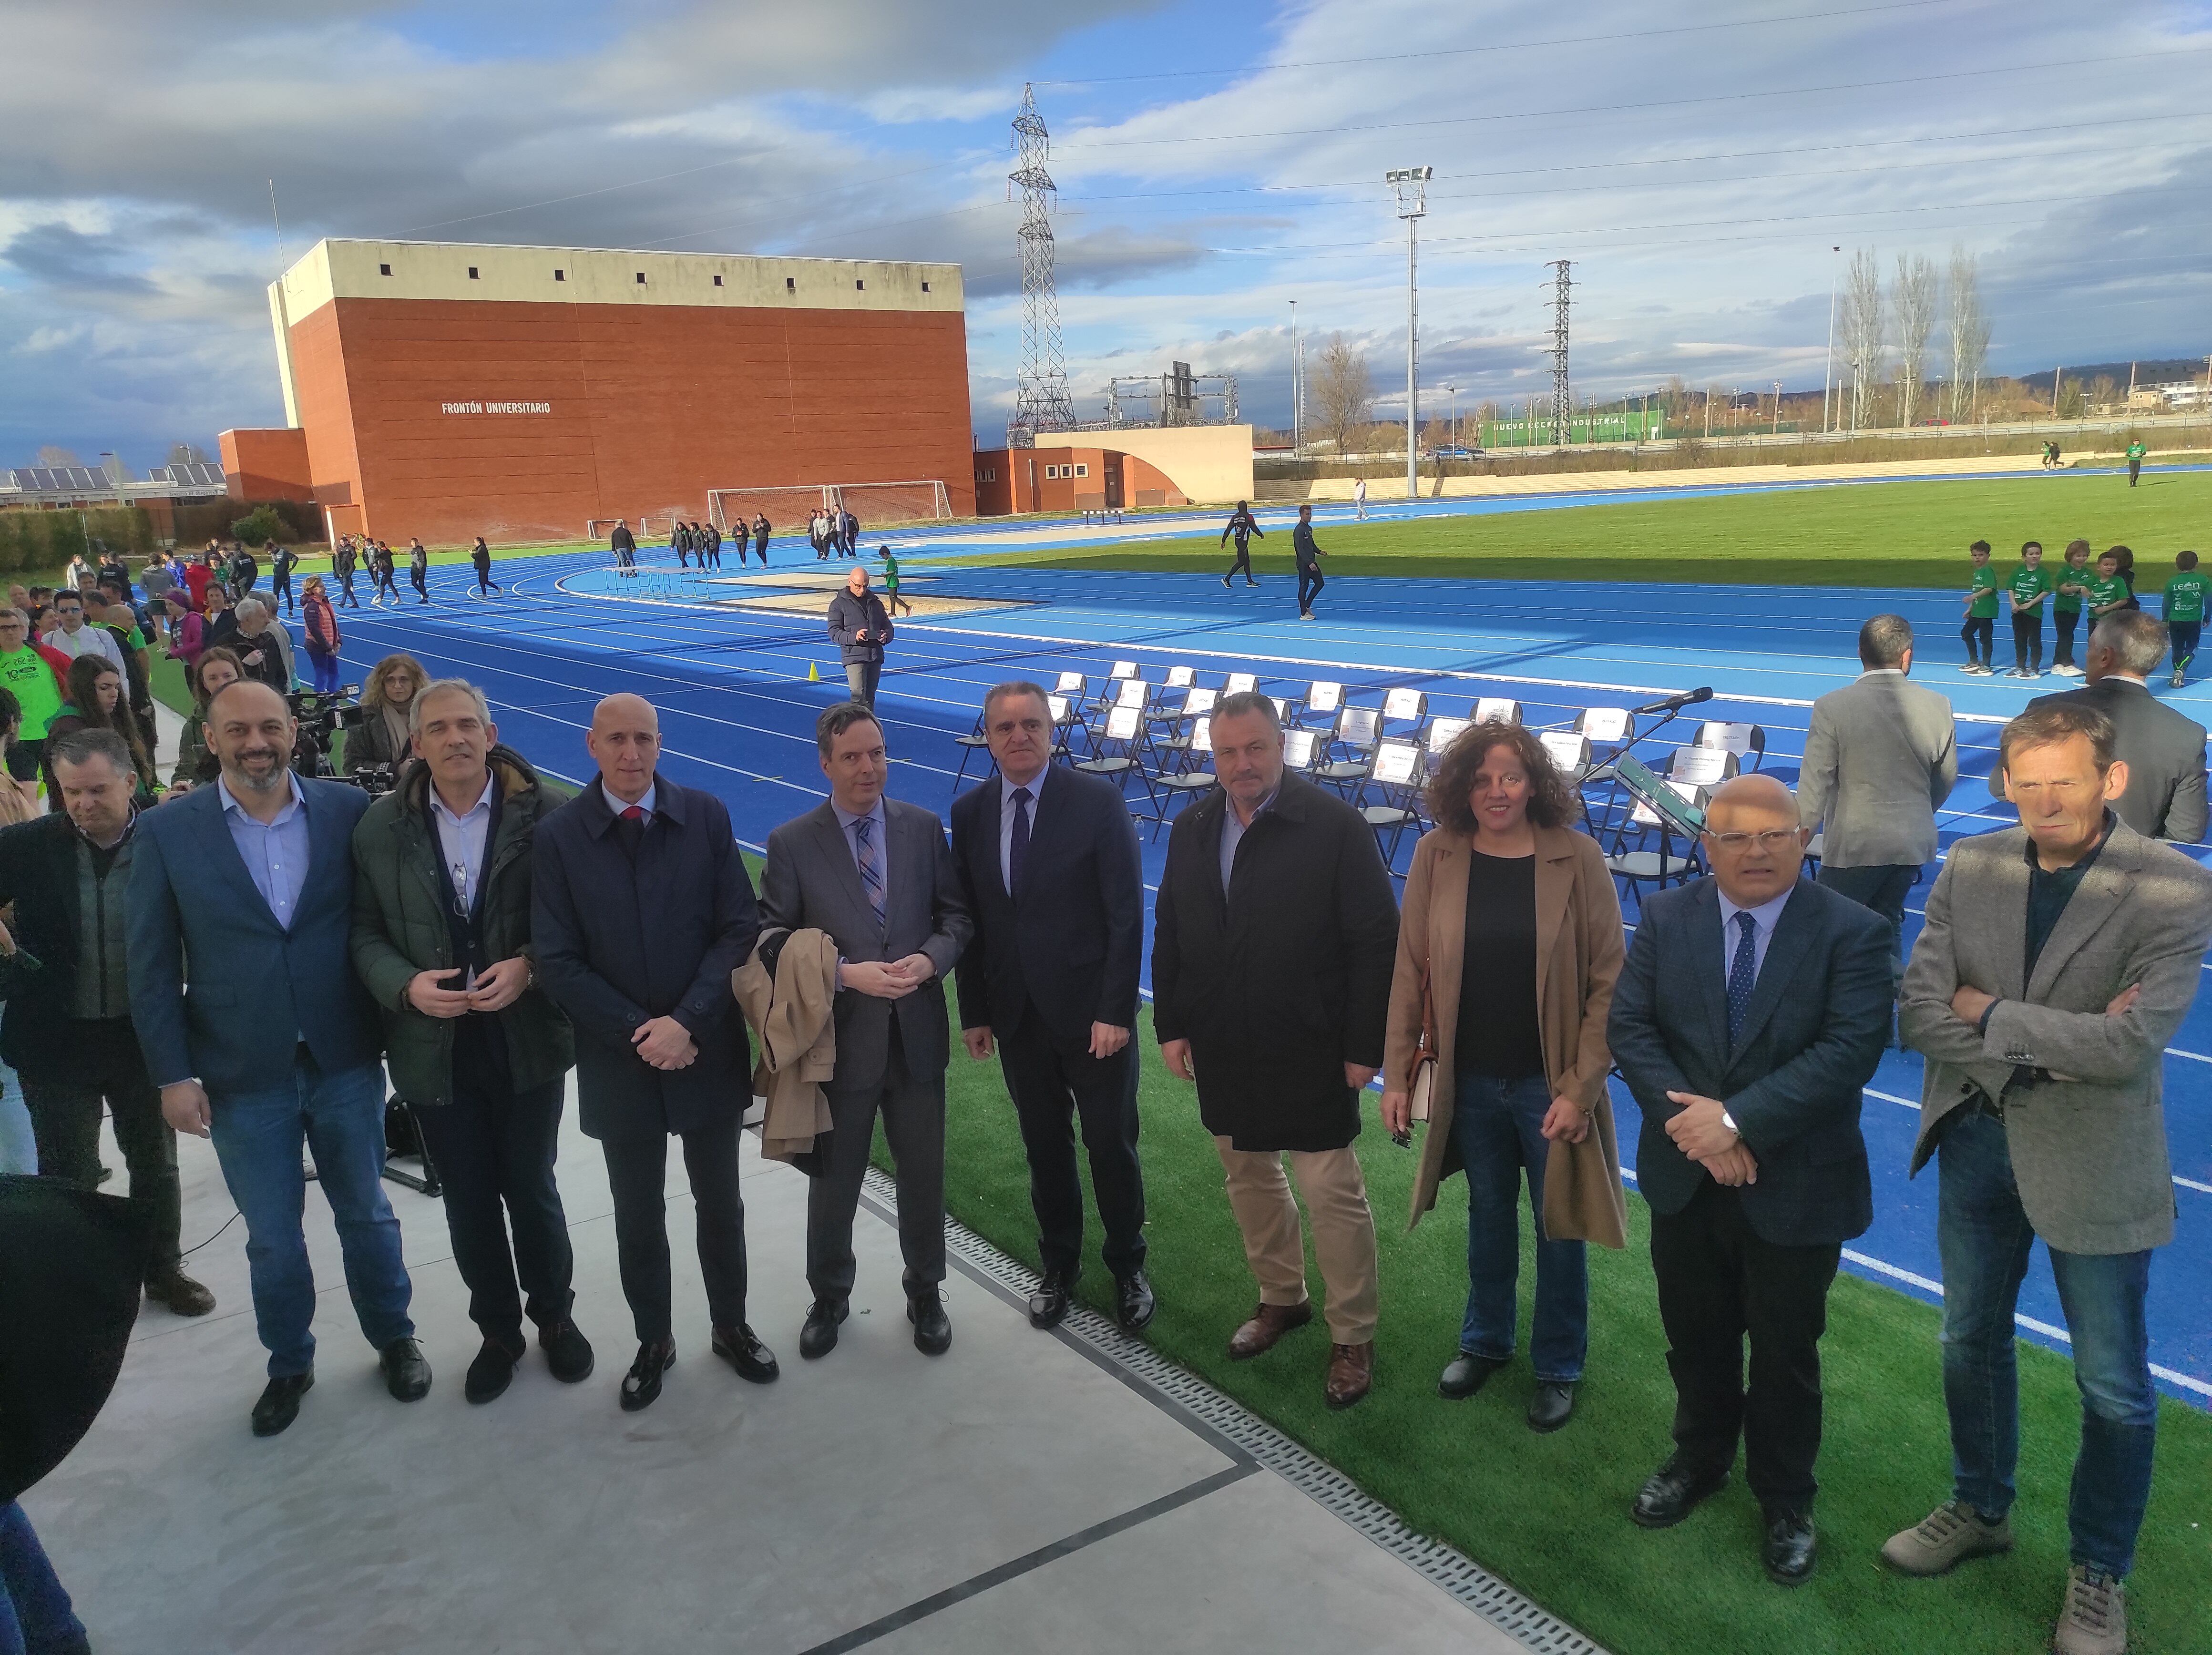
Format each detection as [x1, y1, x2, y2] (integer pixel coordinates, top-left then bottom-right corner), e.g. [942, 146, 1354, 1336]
[1706, 828, 1802, 853]
[451, 862, 471, 918]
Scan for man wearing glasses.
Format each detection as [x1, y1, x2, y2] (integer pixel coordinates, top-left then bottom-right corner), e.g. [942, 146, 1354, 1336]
[349, 678, 595, 1405]
[1608, 773, 1892, 1588]
[0, 608, 66, 782]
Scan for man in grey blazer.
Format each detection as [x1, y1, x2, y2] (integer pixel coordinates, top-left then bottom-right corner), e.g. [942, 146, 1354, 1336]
[2022, 611, 2208, 843]
[1798, 614, 1958, 967]
[760, 702, 973, 1360]
[1892, 700, 2212, 1655]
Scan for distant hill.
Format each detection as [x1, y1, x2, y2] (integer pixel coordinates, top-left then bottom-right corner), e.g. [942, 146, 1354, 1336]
[2015, 359, 2207, 393]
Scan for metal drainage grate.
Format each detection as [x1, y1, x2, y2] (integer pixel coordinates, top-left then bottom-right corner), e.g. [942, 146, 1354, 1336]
[869, 1167, 1614, 1655]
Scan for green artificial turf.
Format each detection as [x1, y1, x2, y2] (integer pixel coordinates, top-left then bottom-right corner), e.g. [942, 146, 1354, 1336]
[898, 1004, 2212, 1655]
[961, 469, 2212, 590]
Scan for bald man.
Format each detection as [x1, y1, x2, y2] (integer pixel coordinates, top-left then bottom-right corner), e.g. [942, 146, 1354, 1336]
[1607, 773, 1891, 1587]
[532, 693, 772, 1411]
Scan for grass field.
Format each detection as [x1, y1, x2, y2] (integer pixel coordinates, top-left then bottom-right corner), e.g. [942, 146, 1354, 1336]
[980, 470, 2212, 589]
[897, 1005, 2212, 1655]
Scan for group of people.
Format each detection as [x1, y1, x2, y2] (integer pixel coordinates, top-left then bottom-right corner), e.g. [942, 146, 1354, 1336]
[810, 506, 860, 560]
[1215, 502, 1332, 621]
[608, 515, 774, 574]
[1962, 536, 2206, 686]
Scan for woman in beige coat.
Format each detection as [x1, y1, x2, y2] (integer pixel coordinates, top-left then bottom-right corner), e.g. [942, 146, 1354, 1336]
[1381, 720, 1626, 1432]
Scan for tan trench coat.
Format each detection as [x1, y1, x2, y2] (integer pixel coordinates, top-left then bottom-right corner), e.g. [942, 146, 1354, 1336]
[1382, 823, 1628, 1247]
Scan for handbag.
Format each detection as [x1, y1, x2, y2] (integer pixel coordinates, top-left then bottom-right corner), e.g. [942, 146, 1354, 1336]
[1408, 967, 1440, 1124]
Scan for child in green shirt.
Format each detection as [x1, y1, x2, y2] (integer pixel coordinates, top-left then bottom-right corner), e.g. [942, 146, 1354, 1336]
[2126, 439, 2148, 487]
[877, 546, 911, 617]
[2162, 550, 2207, 686]
[1960, 539, 1998, 674]
[2006, 541, 2051, 678]
[2050, 538, 2090, 676]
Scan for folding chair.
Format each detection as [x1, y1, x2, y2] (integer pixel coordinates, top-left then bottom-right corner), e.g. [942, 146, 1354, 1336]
[1165, 664, 1197, 690]
[1296, 680, 1344, 729]
[1314, 705, 1381, 793]
[1152, 685, 1218, 763]
[1282, 727, 1323, 776]
[1224, 671, 1259, 695]
[1575, 705, 1638, 828]
[1382, 687, 1428, 744]
[1109, 660, 1140, 683]
[1356, 738, 1428, 871]
[1474, 696, 1521, 725]
[1605, 766, 1708, 902]
[950, 708, 995, 791]
[1425, 715, 1470, 763]
[1695, 720, 1766, 770]
[1074, 703, 1162, 822]
[1152, 715, 1218, 837]
[1667, 744, 1739, 791]
[1046, 694, 1084, 762]
[1539, 731, 1595, 783]
[1054, 669, 1088, 705]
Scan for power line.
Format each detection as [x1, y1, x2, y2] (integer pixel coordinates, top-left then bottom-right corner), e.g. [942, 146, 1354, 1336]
[1031, 0, 1967, 85]
[1054, 48, 2210, 151]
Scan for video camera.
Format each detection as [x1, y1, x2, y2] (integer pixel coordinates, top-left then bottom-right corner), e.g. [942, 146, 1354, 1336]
[287, 685, 367, 784]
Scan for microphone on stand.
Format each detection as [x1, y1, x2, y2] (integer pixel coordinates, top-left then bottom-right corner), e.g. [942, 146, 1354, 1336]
[1631, 686, 1714, 716]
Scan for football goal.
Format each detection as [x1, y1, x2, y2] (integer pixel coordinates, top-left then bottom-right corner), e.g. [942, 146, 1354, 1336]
[707, 480, 952, 533]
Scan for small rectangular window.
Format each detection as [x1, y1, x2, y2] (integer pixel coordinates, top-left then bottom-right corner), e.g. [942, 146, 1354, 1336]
[379, 263, 392, 276]
[635, 271, 646, 285]
[921, 280, 931, 293]
[855, 279, 865, 291]
[553, 268, 564, 281]
[1075, 464, 1088, 477]
[713, 274, 723, 286]
[786, 276, 796, 292]
[467, 266, 479, 279]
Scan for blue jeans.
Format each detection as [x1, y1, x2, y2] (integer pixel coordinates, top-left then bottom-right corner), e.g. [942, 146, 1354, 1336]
[0, 1064, 34, 1175]
[0, 1501, 86, 1655]
[1937, 1109, 2157, 1576]
[1451, 1072, 1588, 1382]
[208, 1056, 413, 1378]
[307, 648, 342, 695]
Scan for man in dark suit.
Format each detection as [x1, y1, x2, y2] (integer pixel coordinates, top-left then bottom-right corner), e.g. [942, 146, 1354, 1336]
[759, 703, 973, 1360]
[952, 681, 1151, 1332]
[2021, 611, 2207, 842]
[826, 566, 893, 708]
[532, 692, 772, 1411]
[129, 680, 428, 1437]
[1607, 773, 1891, 1586]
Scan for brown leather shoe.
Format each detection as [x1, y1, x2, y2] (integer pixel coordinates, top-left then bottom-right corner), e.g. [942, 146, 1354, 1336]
[1325, 1341, 1374, 1409]
[1227, 1300, 1312, 1359]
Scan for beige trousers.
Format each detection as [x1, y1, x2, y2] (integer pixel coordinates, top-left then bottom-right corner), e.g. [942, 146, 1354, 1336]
[1212, 1139, 1379, 1344]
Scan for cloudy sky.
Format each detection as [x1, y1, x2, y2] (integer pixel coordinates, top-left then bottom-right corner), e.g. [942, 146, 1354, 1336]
[3, 0, 2208, 468]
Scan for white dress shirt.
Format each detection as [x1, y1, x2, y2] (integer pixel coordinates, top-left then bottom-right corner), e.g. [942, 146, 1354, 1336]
[999, 763, 1047, 892]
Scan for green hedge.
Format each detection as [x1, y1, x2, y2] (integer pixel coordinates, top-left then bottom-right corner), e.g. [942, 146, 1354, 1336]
[0, 507, 154, 575]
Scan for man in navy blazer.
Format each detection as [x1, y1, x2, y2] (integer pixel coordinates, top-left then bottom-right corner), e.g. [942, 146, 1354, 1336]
[532, 692, 769, 1412]
[130, 681, 425, 1437]
[1607, 773, 1890, 1587]
[951, 682, 1151, 1332]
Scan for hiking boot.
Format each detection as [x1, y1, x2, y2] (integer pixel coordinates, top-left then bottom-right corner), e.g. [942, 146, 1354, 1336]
[2052, 1563, 2126, 1655]
[1880, 1501, 2013, 1576]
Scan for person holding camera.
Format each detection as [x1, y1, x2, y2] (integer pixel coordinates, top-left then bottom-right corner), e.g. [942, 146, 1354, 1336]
[351, 678, 592, 1403]
[347, 654, 425, 781]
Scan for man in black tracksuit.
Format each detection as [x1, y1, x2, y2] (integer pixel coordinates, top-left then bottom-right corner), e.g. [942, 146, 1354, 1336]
[1220, 501, 1264, 588]
[1293, 504, 1327, 621]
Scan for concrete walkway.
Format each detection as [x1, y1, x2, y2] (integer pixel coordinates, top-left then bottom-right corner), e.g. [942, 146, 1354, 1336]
[27, 1093, 1595, 1655]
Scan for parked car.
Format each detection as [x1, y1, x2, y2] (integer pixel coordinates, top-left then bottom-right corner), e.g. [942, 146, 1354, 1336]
[1430, 446, 1484, 459]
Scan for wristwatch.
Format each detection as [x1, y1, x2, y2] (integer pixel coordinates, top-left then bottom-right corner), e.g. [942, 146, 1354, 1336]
[1720, 1109, 1740, 1138]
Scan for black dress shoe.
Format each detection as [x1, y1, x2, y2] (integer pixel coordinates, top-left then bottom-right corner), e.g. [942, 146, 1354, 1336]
[379, 1337, 432, 1402]
[464, 1335, 527, 1404]
[1115, 1270, 1156, 1331]
[1028, 1268, 1076, 1329]
[1631, 1457, 1731, 1529]
[251, 1371, 313, 1438]
[712, 1323, 780, 1384]
[1763, 1509, 1818, 1586]
[539, 1319, 595, 1384]
[619, 1339, 676, 1412]
[908, 1289, 952, 1356]
[1527, 1381, 1576, 1433]
[1438, 1352, 1507, 1400]
[799, 1299, 849, 1360]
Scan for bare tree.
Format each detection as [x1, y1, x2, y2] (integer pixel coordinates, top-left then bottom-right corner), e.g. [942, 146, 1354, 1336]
[1310, 333, 1374, 454]
[34, 444, 80, 467]
[1945, 246, 1991, 421]
[1892, 253, 1937, 427]
[1840, 248, 1886, 431]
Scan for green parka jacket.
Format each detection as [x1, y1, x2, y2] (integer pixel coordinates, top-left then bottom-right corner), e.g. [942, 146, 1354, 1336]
[349, 743, 575, 1105]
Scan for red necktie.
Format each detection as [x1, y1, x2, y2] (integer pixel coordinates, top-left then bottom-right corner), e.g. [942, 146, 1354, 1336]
[620, 806, 644, 821]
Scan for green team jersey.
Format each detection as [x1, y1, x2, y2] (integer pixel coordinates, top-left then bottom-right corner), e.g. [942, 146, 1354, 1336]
[2162, 569, 2210, 624]
[880, 554, 900, 590]
[2052, 561, 2089, 613]
[1968, 564, 2000, 618]
[2126, 441, 2148, 464]
[2082, 572, 2128, 613]
[2008, 564, 2051, 610]
[0, 645, 62, 739]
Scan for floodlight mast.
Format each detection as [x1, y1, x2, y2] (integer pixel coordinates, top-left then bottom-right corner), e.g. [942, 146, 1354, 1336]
[1387, 166, 1430, 502]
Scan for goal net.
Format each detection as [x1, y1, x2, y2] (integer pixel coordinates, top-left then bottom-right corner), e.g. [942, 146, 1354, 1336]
[708, 480, 951, 533]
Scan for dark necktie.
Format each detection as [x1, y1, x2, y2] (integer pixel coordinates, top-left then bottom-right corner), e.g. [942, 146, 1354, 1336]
[1726, 909, 1758, 1047]
[1008, 786, 1033, 894]
[614, 802, 645, 858]
[853, 815, 887, 933]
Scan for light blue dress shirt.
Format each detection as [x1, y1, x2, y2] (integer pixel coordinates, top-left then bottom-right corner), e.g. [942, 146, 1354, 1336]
[601, 779, 656, 822]
[1716, 883, 1797, 990]
[831, 795, 890, 909]
[1219, 784, 1280, 893]
[217, 773, 310, 931]
[999, 763, 1047, 893]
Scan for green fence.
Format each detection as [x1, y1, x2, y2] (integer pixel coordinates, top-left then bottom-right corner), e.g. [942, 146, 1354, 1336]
[1480, 410, 1669, 447]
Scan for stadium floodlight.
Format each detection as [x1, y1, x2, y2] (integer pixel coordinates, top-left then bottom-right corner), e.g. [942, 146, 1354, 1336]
[1385, 168, 1430, 504]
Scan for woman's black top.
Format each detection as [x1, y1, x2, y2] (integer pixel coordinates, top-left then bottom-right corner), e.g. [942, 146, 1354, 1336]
[1454, 848, 1546, 1081]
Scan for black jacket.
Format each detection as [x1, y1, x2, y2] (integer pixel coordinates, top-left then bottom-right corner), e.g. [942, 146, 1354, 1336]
[610, 525, 635, 554]
[951, 765, 1142, 1047]
[0, 814, 133, 1073]
[531, 776, 759, 1137]
[1152, 772, 1399, 1151]
[1220, 509, 1263, 548]
[827, 589, 894, 665]
[1292, 522, 1321, 568]
[2025, 677, 2208, 843]
[1607, 876, 1890, 1247]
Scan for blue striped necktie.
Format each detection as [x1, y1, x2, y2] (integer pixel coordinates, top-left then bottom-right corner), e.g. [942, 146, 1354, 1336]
[1726, 909, 1758, 1047]
[853, 815, 887, 933]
